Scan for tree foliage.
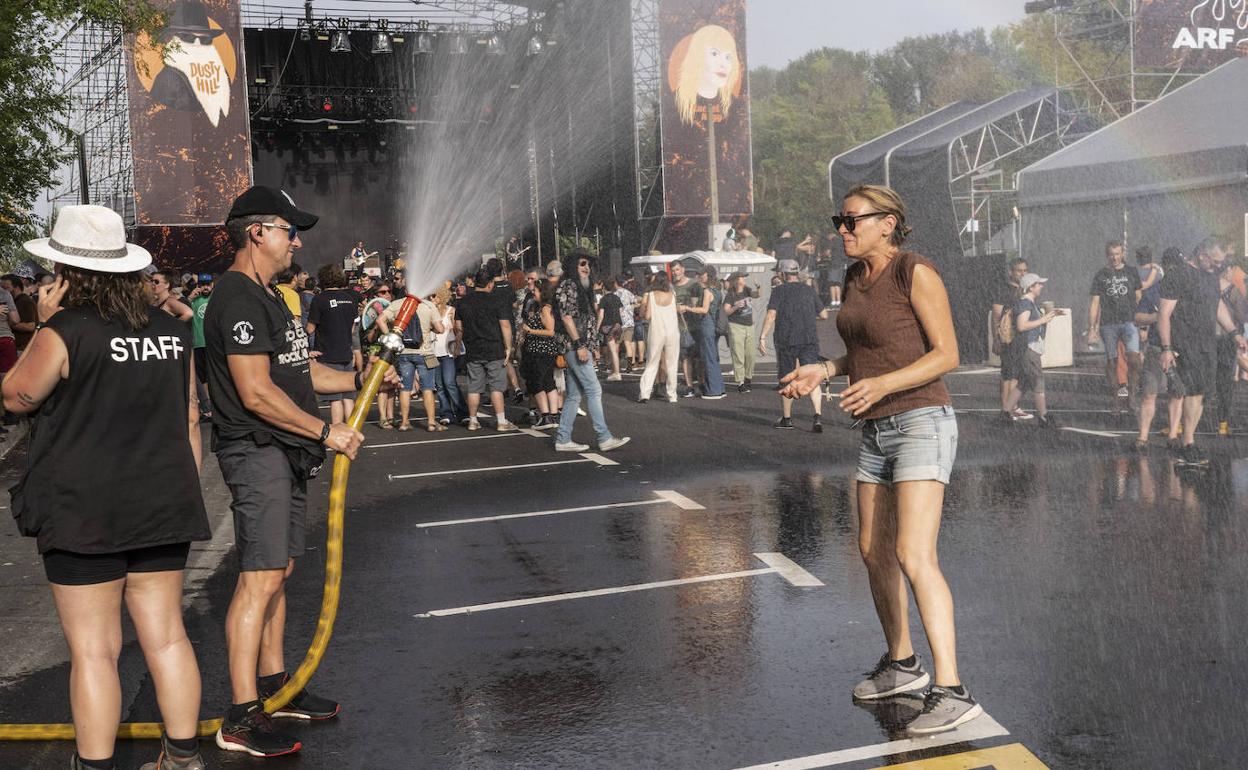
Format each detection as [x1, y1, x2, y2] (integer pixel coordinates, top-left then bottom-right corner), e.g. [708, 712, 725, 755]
[0, 2, 160, 263]
[748, 22, 1069, 247]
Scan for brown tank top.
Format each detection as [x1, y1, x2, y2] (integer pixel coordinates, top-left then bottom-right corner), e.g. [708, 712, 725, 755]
[835, 251, 951, 419]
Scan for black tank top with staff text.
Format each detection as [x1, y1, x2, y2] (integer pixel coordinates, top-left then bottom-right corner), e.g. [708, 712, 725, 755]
[10, 307, 210, 554]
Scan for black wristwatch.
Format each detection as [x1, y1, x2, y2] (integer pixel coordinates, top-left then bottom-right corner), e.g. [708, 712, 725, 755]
[319, 422, 331, 443]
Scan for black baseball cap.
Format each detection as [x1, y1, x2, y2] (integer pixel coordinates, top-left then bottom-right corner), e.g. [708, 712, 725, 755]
[227, 186, 319, 230]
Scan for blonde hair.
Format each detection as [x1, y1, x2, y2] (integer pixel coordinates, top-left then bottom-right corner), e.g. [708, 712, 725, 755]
[668, 25, 742, 126]
[844, 184, 912, 247]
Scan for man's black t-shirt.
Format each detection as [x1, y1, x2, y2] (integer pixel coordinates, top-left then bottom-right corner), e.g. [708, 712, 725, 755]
[308, 288, 359, 364]
[491, 282, 516, 322]
[204, 271, 321, 452]
[1090, 265, 1142, 325]
[458, 289, 507, 362]
[768, 281, 823, 348]
[598, 292, 623, 328]
[1160, 261, 1221, 352]
[994, 280, 1020, 310]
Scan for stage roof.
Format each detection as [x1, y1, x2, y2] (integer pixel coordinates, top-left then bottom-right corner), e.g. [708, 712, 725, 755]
[827, 101, 978, 199]
[1018, 58, 1248, 208]
[241, 1, 545, 29]
[888, 87, 1055, 160]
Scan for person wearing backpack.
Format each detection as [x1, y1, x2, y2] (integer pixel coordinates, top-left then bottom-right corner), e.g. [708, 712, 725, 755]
[992, 258, 1030, 422]
[378, 294, 443, 431]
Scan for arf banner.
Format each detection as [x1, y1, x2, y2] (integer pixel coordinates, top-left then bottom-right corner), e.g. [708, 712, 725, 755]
[659, 0, 753, 217]
[125, 0, 252, 225]
[1135, 0, 1248, 70]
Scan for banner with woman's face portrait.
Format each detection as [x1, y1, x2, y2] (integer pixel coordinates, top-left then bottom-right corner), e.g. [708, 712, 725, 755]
[659, 0, 753, 217]
[124, 0, 253, 225]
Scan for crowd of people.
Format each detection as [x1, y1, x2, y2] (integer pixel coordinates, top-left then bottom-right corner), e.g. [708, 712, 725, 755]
[0, 183, 989, 770]
[992, 238, 1248, 466]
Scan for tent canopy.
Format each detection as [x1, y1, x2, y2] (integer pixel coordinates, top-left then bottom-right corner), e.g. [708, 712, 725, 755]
[827, 101, 978, 201]
[1018, 58, 1248, 208]
[629, 250, 776, 274]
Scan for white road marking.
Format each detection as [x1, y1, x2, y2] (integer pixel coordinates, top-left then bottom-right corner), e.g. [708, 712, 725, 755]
[731, 714, 1009, 769]
[389, 453, 605, 481]
[754, 553, 824, 587]
[367, 432, 531, 449]
[416, 490, 704, 528]
[1060, 427, 1120, 438]
[653, 490, 705, 510]
[415, 553, 820, 617]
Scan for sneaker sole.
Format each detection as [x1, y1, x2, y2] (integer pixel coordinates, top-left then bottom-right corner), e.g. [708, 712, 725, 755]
[215, 729, 302, 757]
[905, 701, 984, 735]
[271, 704, 340, 720]
[852, 671, 931, 701]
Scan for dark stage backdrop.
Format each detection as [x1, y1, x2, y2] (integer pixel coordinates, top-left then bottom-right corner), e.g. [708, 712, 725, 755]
[252, 139, 403, 271]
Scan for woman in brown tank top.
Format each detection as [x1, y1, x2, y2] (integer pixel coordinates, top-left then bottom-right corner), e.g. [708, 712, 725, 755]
[780, 185, 983, 735]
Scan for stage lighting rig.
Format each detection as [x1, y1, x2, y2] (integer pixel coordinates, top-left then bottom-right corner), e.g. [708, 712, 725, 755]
[415, 21, 432, 53]
[330, 30, 350, 53]
[449, 30, 468, 55]
[372, 31, 393, 54]
[486, 31, 505, 55]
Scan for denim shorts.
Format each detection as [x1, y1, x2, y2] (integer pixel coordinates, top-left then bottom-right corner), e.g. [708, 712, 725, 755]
[396, 353, 437, 392]
[856, 405, 958, 486]
[1099, 322, 1140, 360]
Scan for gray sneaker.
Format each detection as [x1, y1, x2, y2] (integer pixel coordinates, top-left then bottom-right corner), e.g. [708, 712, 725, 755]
[138, 734, 207, 769]
[599, 436, 631, 452]
[852, 654, 930, 701]
[905, 685, 984, 735]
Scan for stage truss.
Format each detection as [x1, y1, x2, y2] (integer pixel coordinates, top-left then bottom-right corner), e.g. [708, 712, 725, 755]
[1031, 0, 1200, 143]
[47, 20, 135, 222]
[630, 0, 663, 252]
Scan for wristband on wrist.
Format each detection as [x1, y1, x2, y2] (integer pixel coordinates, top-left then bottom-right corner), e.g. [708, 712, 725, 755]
[354, 370, 364, 390]
[821, 360, 833, 381]
[34, 322, 45, 332]
[1161, 345, 1173, 352]
[319, 422, 331, 443]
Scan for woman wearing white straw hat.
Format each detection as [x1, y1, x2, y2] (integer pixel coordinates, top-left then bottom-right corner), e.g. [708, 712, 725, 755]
[3, 204, 211, 770]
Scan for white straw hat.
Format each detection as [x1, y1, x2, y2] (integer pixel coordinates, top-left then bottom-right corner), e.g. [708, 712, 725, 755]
[23, 205, 152, 274]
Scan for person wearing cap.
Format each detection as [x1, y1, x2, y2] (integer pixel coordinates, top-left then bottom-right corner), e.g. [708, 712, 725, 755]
[205, 186, 394, 757]
[759, 258, 827, 430]
[4, 204, 211, 770]
[723, 271, 758, 392]
[1002, 273, 1062, 427]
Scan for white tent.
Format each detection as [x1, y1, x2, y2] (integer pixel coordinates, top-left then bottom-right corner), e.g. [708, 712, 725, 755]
[628, 250, 777, 274]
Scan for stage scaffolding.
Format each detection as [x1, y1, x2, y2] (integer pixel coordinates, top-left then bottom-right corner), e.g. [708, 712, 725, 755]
[629, 0, 663, 252]
[48, 20, 136, 223]
[1031, 0, 1200, 143]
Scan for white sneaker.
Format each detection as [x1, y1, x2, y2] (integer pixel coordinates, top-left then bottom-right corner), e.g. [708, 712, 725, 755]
[497, 420, 518, 432]
[577, 407, 587, 416]
[599, 436, 630, 452]
[606, 373, 623, 381]
[467, 417, 481, 431]
[555, 441, 589, 452]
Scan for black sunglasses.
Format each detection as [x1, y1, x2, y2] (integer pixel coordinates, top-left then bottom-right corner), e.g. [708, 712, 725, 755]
[175, 32, 216, 45]
[831, 212, 888, 233]
[376, 289, 392, 295]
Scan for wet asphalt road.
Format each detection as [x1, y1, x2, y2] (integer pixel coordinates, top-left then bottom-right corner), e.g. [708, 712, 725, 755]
[2, 356, 1248, 769]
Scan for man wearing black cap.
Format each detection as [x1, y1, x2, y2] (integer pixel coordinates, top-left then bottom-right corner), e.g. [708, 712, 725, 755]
[205, 186, 389, 757]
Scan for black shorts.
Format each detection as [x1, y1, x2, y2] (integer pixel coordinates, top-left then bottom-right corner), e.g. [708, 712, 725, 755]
[776, 343, 821, 379]
[1174, 343, 1216, 397]
[1000, 340, 1025, 381]
[43, 542, 191, 586]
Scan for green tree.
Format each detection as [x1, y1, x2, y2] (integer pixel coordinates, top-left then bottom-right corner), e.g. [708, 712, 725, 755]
[0, 2, 160, 261]
[750, 48, 895, 244]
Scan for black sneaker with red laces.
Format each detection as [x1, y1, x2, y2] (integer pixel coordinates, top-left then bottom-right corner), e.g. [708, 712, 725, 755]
[215, 701, 301, 757]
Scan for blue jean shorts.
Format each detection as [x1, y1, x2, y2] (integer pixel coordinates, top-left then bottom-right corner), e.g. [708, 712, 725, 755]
[1099, 322, 1140, 360]
[396, 353, 437, 392]
[856, 405, 958, 486]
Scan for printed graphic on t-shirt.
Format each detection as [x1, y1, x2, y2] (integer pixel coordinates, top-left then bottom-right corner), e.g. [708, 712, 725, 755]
[233, 321, 255, 345]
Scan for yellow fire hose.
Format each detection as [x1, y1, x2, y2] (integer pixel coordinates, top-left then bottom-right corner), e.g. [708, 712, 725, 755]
[0, 296, 422, 742]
